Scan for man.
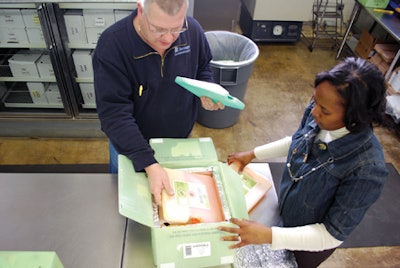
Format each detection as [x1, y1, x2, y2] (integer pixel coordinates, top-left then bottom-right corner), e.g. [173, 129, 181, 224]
[93, 0, 223, 205]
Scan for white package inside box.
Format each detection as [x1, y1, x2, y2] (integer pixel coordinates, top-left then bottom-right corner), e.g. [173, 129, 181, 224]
[83, 9, 115, 28]
[26, 82, 48, 104]
[0, 27, 29, 44]
[118, 137, 248, 268]
[0, 9, 25, 28]
[72, 49, 93, 78]
[21, 9, 41, 28]
[114, 10, 132, 22]
[26, 27, 45, 45]
[45, 83, 62, 104]
[8, 50, 42, 78]
[79, 83, 96, 104]
[37, 53, 55, 79]
[64, 10, 88, 44]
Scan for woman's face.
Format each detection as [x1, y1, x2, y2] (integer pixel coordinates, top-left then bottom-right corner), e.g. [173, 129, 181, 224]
[312, 81, 346, 131]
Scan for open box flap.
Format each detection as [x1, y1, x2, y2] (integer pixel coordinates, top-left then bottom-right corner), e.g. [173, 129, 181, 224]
[218, 162, 249, 220]
[150, 137, 218, 168]
[118, 155, 154, 227]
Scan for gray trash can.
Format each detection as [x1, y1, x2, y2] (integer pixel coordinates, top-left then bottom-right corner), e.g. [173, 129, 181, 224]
[197, 31, 259, 128]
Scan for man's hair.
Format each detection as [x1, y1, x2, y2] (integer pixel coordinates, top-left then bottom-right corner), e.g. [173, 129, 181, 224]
[314, 57, 387, 133]
[140, 0, 189, 16]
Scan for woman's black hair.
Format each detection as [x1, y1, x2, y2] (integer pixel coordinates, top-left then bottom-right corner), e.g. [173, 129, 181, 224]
[314, 57, 387, 133]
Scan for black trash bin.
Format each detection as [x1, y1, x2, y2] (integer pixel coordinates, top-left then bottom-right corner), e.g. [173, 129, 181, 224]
[197, 31, 259, 128]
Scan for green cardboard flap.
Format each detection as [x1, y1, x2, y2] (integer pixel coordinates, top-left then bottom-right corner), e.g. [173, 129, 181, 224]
[0, 251, 64, 268]
[118, 155, 154, 227]
[150, 137, 218, 167]
[217, 162, 248, 220]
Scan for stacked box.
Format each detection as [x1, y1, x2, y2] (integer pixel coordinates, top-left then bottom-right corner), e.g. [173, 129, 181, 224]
[72, 49, 94, 78]
[83, 9, 115, 44]
[26, 82, 48, 104]
[45, 83, 62, 104]
[64, 10, 88, 44]
[8, 50, 42, 78]
[0, 9, 29, 44]
[21, 9, 45, 45]
[79, 83, 96, 105]
[36, 53, 55, 79]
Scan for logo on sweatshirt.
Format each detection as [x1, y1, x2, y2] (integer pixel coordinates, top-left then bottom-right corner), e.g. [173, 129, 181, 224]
[175, 45, 191, 56]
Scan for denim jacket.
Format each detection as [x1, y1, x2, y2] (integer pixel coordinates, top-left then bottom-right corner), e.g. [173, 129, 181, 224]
[279, 103, 388, 241]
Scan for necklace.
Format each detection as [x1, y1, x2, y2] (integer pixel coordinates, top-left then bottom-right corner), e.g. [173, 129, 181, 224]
[286, 131, 334, 182]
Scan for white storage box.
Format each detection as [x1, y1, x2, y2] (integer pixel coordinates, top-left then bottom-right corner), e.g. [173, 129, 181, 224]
[64, 10, 88, 44]
[0, 9, 25, 28]
[114, 10, 131, 22]
[72, 49, 93, 78]
[21, 9, 41, 28]
[26, 82, 48, 104]
[0, 27, 29, 44]
[79, 83, 96, 104]
[83, 9, 115, 28]
[8, 50, 42, 78]
[26, 27, 45, 45]
[36, 53, 55, 79]
[86, 27, 105, 44]
[45, 83, 62, 104]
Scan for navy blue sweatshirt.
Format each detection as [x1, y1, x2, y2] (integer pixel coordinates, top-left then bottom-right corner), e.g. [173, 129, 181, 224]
[93, 10, 213, 171]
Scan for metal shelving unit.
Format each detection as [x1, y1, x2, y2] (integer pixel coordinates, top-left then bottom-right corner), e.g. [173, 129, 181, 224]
[304, 0, 344, 51]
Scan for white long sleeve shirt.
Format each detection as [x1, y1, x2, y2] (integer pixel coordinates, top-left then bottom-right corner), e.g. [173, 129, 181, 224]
[253, 128, 349, 251]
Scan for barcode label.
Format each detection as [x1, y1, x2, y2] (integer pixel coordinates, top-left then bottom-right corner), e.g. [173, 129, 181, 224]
[183, 242, 211, 259]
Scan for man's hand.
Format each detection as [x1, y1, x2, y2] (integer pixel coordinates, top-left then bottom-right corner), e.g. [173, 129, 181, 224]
[200, 96, 225, 110]
[144, 163, 174, 205]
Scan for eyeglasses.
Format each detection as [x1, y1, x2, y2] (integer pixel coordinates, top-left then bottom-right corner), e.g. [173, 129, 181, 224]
[144, 14, 188, 36]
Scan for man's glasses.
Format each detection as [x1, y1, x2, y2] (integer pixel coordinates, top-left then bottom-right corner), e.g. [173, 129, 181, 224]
[144, 14, 188, 36]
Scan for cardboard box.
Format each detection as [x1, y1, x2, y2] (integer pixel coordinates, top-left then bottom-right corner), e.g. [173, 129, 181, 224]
[64, 10, 88, 44]
[355, 30, 377, 59]
[79, 83, 96, 104]
[72, 49, 93, 78]
[26, 82, 48, 104]
[45, 83, 62, 104]
[37, 53, 55, 79]
[369, 52, 389, 74]
[21, 9, 41, 28]
[0, 9, 25, 28]
[0, 251, 64, 268]
[118, 137, 248, 268]
[8, 50, 42, 78]
[374, 43, 400, 63]
[358, 0, 389, 8]
[0, 27, 29, 44]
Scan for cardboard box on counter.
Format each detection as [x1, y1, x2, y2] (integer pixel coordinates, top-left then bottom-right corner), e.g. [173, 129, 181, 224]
[118, 137, 248, 268]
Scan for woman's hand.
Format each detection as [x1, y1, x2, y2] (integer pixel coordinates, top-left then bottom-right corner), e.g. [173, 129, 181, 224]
[227, 150, 256, 172]
[218, 218, 272, 249]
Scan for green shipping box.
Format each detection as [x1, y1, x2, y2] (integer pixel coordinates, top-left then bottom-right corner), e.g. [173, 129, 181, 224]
[358, 0, 389, 8]
[118, 137, 248, 268]
[0, 251, 64, 268]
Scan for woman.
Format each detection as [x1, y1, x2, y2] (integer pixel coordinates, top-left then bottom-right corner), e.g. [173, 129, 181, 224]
[219, 57, 389, 267]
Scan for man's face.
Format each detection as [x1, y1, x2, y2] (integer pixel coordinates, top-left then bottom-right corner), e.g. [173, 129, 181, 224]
[138, 2, 187, 54]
